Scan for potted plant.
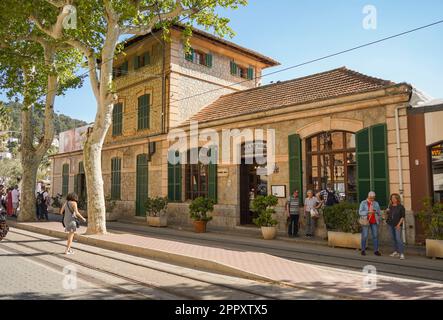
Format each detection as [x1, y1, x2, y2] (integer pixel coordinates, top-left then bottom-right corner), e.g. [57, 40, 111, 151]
[189, 197, 214, 233]
[251, 195, 279, 240]
[145, 196, 168, 227]
[323, 201, 361, 249]
[418, 198, 443, 258]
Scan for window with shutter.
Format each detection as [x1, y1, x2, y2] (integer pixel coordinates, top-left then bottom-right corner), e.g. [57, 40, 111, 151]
[112, 103, 123, 136]
[356, 124, 389, 207]
[288, 134, 303, 205]
[62, 164, 69, 197]
[111, 157, 121, 200]
[137, 94, 150, 130]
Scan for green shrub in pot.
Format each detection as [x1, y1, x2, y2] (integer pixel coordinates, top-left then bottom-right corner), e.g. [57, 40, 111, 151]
[189, 197, 214, 222]
[323, 201, 360, 234]
[251, 195, 278, 227]
[417, 197, 443, 240]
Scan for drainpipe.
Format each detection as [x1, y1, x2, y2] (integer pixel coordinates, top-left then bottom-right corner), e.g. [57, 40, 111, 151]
[395, 105, 409, 244]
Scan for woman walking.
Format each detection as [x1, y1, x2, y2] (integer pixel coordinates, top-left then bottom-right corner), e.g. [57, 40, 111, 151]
[359, 191, 382, 256]
[386, 193, 406, 260]
[59, 193, 86, 255]
[304, 190, 321, 237]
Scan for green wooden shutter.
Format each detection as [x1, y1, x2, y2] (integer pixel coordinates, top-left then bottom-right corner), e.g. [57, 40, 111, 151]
[143, 52, 150, 66]
[121, 61, 128, 75]
[111, 157, 121, 200]
[208, 147, 218, 203]
[168, 150, 182, 202]
[247, 67, 254, 80]
[133, 55, 139, 70]
[288, 134, 303, 205]
[230, 61, 237, 75]
[185, 48, 194, 62]
[62, 164, 69, 196]
[112, 103, 123, 136]
[74, 174, 78, 195]
[356, 127, 371, 204]
[356, 124, 389, 207]
[136, 154, 149, 217]
[206, 53, 213, 68]
[371, 124, 389, 208]
[138, 94, 150, 130]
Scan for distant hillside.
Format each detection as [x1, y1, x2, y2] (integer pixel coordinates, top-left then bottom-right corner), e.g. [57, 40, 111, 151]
[2, 101, 88, 138]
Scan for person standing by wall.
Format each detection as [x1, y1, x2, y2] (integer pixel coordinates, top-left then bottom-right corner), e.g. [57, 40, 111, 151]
[0, 185, 9, 241]
[6, 187, 13, 217]
[320, 183, 339, 207]
[386, 193, 406, 260]
[286, 190, 300, 237]
[304, 190, 321, 237]
[359, 191, 382, 256]
[37, 186, 50, 221]
[11, 185, 20, 218]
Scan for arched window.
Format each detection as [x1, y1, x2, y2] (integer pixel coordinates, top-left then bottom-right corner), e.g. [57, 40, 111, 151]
[306, 131, 357, 201]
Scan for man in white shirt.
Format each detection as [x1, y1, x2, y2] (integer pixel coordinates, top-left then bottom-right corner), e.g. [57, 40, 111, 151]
[11, 185, 20, 217]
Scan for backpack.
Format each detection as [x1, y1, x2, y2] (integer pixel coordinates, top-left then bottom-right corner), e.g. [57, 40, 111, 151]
[36, 192, 44, 206]
[325, 190, 338, 206]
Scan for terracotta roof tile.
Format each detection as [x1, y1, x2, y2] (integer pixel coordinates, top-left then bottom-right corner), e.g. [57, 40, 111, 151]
[187, 67, 396, 124]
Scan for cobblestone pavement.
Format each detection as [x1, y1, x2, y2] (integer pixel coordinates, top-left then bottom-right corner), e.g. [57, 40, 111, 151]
[0, 229, 334, 300]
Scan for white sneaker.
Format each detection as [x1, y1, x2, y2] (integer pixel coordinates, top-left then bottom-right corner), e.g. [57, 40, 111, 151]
[390, 252, 399, 257]
[400, 254, 405, 260]
[65, 249, 74, 255]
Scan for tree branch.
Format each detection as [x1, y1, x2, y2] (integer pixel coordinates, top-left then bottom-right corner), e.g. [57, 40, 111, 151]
[66, 40, 100, 101]
[121, 0, 197, 36]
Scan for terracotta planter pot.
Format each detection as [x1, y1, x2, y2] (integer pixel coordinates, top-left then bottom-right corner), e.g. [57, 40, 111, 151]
[426, 239, 443, 258]
[193, 220, 207, 233]
[147, 216, 167, 227]
[328, 231, 361, 249]
[261, 226, 277, 240]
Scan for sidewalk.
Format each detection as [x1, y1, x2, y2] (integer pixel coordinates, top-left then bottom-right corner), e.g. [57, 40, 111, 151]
[6, 217, 443, 300]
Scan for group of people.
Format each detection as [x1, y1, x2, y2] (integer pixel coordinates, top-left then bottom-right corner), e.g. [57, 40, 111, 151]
[285, 186, 406, 260]
[286, 184, 338, 238]
[0, 184, 20, 218]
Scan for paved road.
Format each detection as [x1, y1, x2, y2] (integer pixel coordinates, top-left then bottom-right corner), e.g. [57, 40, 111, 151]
[0, 228, 335, 300]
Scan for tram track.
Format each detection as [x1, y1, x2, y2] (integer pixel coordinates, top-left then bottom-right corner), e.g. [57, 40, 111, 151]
[3, 229, 284, 300]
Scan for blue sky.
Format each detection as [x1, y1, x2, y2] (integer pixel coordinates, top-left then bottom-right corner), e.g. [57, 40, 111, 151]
[2, 0, 442, 122]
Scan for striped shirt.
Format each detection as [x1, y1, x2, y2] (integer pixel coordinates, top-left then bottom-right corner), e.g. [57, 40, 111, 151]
[287, 196, 300, 215]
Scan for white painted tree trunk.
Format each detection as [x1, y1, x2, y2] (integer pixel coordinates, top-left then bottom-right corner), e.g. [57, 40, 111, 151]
[83, 24, 119, 235]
